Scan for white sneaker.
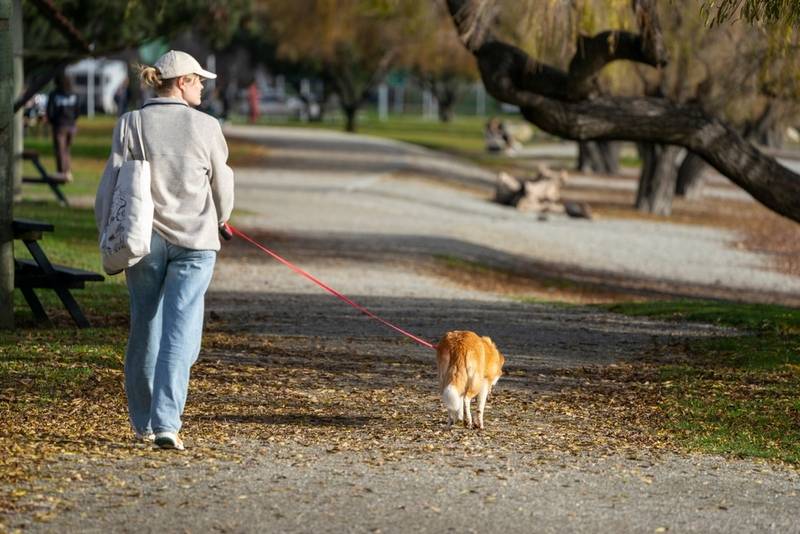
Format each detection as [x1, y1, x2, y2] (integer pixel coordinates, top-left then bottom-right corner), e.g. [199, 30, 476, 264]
[134, 431, 155, 443]
[154, 431, 185, 451]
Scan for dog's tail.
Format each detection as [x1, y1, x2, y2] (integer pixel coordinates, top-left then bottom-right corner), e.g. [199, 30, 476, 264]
[442, 384, 463, 418]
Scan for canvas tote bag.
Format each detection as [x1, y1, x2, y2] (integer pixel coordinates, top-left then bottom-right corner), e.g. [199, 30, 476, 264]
[99, 111, 154, 275]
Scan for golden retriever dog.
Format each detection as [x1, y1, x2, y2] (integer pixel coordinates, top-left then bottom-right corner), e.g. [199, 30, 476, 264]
[436, 331, 505, 429]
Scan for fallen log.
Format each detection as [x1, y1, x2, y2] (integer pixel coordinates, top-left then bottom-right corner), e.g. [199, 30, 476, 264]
[494, 165, 591, 219]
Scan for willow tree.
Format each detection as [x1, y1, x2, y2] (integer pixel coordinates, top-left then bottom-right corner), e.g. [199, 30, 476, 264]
[445, 0, 800, 223]
[608, 2, 800, 208]
[639, 1, 800, 206]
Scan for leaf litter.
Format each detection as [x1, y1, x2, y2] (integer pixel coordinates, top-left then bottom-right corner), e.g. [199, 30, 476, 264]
[1, 328, 679, 527]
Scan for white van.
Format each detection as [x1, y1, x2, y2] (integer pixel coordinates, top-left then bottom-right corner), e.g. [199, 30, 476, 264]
[65, 58, 128, 115]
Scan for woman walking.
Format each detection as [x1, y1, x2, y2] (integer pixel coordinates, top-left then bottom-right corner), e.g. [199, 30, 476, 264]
[96, 51, 234, 450]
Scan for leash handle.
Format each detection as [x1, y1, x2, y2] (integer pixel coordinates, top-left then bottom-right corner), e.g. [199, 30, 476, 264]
[220, 223, 233, 241]
[227, 224, 436, 351]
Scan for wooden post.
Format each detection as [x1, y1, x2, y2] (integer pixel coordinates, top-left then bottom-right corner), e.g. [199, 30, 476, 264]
[11, 0, 21, 200]
[0, 0, 14, 329]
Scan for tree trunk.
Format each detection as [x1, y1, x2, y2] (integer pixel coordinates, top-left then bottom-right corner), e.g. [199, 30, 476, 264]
[578, 142, 600, 172]
[11, 0, 21, 200]
[343, 106, 357, 133]
[434, 84, 457, 123]
[438, 98, 455, 122]
[578, 141, 620, 174]
[745, 101, 785, 149]
[675, 151, 706, 199]
[1, 0, 14, 329]
[636, 144, 681, 215]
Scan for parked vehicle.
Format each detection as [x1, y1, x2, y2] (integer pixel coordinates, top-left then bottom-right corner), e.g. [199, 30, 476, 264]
[65, 58, 128, 115]
[237, 91, 306, 120]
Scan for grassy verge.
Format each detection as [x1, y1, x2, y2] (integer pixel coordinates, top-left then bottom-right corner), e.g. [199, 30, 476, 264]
[7, 120, 132, 423]
[603, 300, 800, 463]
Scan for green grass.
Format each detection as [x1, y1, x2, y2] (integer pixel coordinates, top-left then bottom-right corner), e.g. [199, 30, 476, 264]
[3, 205, 128, 404]
[4, 119, 130, 402]
[605, 299, 800, 463]
[0, 328, 126, 404]
[603, 299, 800, 336]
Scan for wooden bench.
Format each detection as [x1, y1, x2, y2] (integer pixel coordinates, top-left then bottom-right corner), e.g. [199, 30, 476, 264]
[13, 218, 104, 328]
[21, 150, 70, 206]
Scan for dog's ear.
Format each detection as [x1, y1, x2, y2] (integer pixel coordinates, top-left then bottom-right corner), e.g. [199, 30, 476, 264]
[481, 336, 494, 347]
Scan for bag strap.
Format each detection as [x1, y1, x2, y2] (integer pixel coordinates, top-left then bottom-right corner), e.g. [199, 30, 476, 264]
[133, 110, 147, 161]
[121, 110, 147, 162]
[121, 112, 132, 162]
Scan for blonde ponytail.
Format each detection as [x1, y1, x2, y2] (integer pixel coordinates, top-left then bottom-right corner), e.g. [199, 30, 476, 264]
[138, 64, 198, 96]
[138, 65, 164, 89]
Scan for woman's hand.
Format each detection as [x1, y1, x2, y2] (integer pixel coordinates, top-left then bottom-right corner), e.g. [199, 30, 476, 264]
[219, 223, 233, 241]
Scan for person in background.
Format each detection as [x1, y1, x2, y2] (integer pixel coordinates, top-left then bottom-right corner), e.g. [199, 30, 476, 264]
[484, 116, 519, 155]
[248, 80, 259, 123]
[46, 71, 81, 181]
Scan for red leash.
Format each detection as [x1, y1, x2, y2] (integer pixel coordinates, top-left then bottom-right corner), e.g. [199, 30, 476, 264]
[224, 224, 436, 351]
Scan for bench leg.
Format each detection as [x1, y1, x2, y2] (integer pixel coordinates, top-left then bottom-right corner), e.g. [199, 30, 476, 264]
[29, 155, 69, 206]
[23, 240, 91, 328]
[49, 182, 69, 207]
[19, 287, 52, 326]
[53, 286, 91, 328]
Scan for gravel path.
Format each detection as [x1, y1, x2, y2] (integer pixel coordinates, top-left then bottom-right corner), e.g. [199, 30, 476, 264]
[20, 445, 800, 534]
[225, 125, 800, 302]
[6, 126, 800, 533]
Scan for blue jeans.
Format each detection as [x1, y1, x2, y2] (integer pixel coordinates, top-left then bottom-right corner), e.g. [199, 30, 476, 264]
[124, 231, 216, 435]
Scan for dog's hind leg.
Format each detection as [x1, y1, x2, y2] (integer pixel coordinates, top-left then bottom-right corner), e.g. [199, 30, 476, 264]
[476, 383, 490, 430]
[463, 396, 473, 428]
[443, 385, 463, 427]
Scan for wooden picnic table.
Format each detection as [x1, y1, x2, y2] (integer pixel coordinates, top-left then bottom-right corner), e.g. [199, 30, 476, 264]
[21, 150, 70, 206]
[13, 218, 104, 328]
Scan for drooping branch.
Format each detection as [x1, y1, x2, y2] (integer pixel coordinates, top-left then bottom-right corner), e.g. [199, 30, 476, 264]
[633, 0, 667, 67]
[447, 0, 668, 101]
[445, 0, 496, 52]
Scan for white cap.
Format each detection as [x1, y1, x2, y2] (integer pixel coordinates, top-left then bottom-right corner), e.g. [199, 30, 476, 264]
[153, 50, 217, 80]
